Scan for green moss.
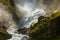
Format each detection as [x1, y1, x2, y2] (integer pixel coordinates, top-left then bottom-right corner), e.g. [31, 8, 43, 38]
[50, 11, 60, 20]
[29, 11, 60, 40]
[30, 17, 49, 34]
[0, 28, 11, 40]
[2, 0, 13, 9]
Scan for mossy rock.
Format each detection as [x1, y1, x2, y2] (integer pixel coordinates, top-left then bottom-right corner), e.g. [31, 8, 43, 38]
[0, 28, 11, 40]
[29, 11, 60, 40]
[2, 0, 13, 10]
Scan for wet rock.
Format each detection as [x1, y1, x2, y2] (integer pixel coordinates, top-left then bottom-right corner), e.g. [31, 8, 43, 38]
[0, 27, 12, 40]
[17, 27, 28, 34]
[28, 11, 60, 40]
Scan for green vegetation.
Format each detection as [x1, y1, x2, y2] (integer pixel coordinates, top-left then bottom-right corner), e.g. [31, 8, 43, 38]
[0, 0, 60, 40]
[0, 1, 12, 40]
[29, 11, 60, 40]
[0, 28, 11, 40]
[2, 0, 13, 9]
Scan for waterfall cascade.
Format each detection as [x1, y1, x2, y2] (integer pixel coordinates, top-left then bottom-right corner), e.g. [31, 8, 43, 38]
[0, 0, 60, 40]
[7, 0, 46, 40]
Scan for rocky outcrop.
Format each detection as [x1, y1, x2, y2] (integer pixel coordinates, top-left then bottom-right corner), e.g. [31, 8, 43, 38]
[28, 11, 60, 40]
[17, 27, 28, 34]
[0, 27, 12, 40]
[0, 0, 18, 40]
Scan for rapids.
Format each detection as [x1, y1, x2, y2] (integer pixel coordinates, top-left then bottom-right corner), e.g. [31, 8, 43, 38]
[7, 0, 46, 40]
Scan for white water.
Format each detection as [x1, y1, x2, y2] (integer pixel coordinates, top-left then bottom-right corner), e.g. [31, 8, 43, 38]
[18, 4, 45, 28]
[7, 0, 46, 40]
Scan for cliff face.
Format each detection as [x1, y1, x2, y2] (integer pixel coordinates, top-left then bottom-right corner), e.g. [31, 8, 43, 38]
[0, 0, 16, 40]
[28, 11, 60, 40]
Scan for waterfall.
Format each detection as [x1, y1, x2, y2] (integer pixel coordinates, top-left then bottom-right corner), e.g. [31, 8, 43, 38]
[7, 0, 46, 40]
[14, 0, 46, 28]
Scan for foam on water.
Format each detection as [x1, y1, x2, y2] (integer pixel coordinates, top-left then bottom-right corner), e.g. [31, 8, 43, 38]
[18, 4, 45, 28]
[7, 0, 46, 40]
[8, 33, 29, 40]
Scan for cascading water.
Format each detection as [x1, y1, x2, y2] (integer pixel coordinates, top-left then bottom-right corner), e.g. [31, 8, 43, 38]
[7, 0, 46, 40]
